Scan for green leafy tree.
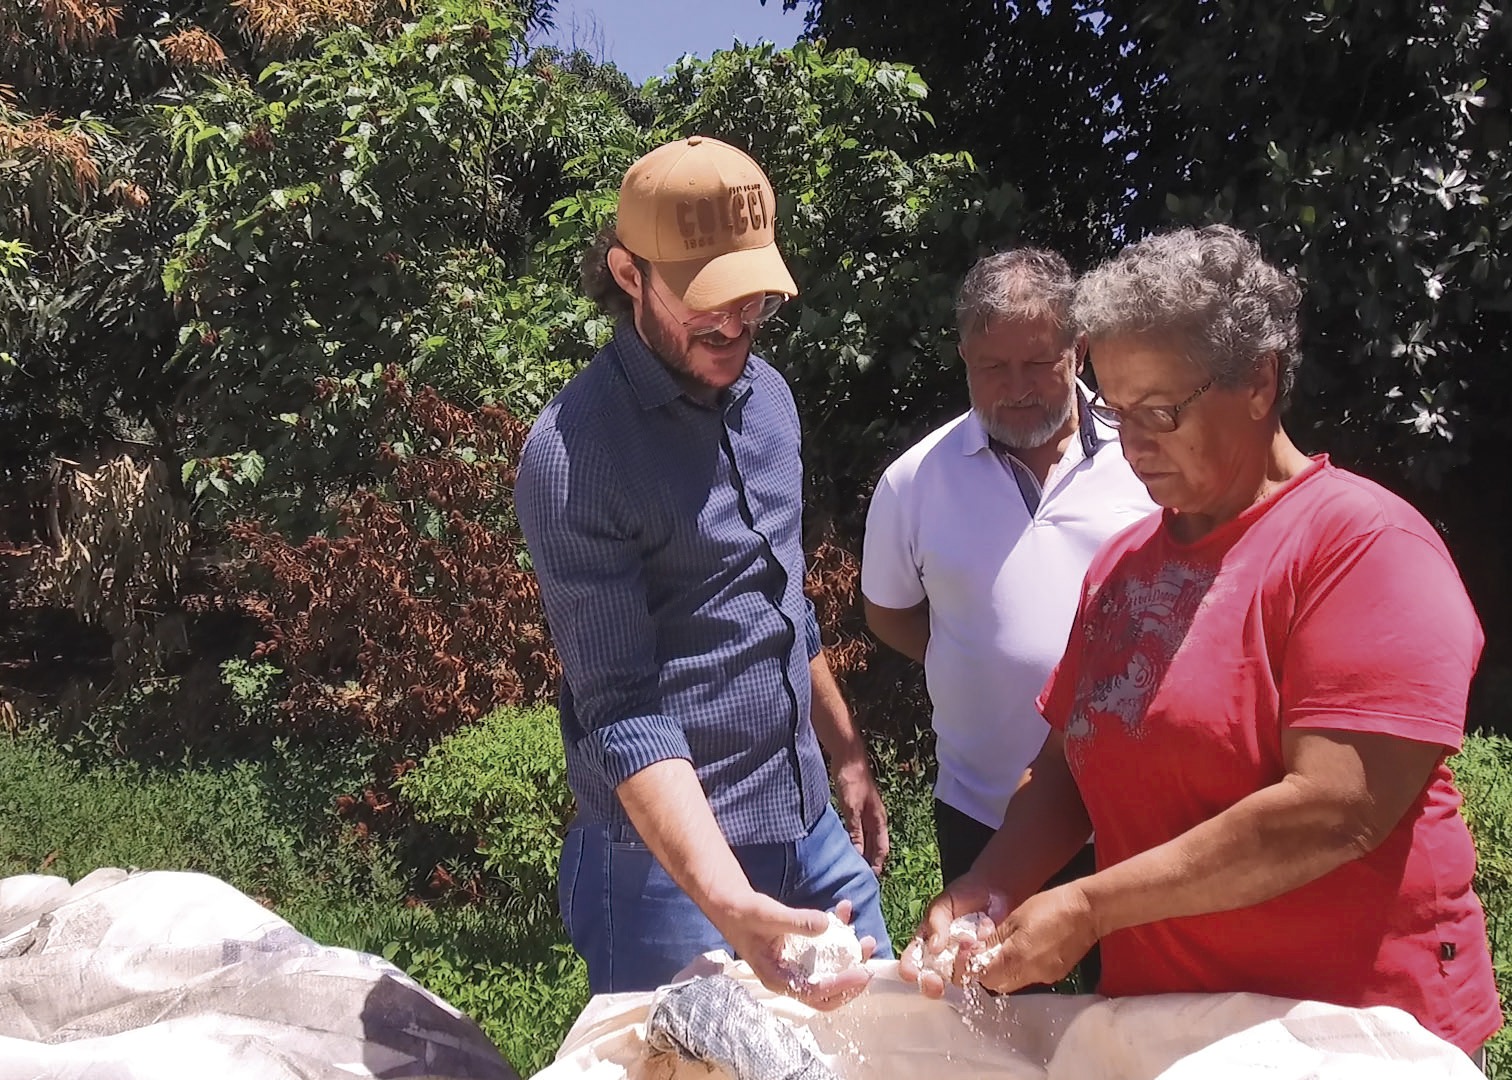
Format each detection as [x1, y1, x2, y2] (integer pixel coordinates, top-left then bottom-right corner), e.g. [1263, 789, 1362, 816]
[766, 0, 1143, 267]
[0, 0, 566, 496]
[776, 0, 1510, 490]
[0, 0, 420, 493]
[159, 0, 642, 526]
[1123, 0, 1512, 695]
[1132, 2, 1511, 486]
[778, 0, 1512, 706]
[0, 107, 176, 479]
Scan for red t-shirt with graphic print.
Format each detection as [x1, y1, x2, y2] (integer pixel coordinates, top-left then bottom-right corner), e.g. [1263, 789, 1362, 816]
[1037, 456, 1500, 1055]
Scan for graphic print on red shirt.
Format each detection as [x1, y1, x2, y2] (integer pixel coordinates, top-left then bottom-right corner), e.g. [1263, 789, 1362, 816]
[1064, 559, 1217, 761]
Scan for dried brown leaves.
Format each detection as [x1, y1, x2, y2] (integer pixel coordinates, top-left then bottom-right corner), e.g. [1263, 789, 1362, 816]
[38, 0, 120, 52]
[104, 176, 150, 209]
[0, 115, 101, 201]
[231, 371, 559, 746]
[806, 529, 930, 741]
[24, 455, 192, 684]
[161, 26, 228, 71]
[233, 0, 394, 47]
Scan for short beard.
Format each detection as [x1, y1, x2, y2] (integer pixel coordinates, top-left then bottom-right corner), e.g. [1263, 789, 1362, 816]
[639, 285, 751, 396]
[974, 391, 1074, 450]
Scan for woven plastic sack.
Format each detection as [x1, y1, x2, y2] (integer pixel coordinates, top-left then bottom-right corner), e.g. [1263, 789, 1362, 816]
[0, 868, 519, 1080]
[532, 951, 1481, 1080]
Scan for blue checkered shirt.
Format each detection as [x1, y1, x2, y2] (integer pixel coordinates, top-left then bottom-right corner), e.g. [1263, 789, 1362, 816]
[515, 321, 829, 846]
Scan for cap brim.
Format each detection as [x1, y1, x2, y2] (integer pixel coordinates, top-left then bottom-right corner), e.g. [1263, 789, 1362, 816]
[656, 245, 799, 311]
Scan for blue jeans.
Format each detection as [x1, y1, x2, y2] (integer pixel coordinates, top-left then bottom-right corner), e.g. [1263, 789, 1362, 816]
[558, 805, 893, 993]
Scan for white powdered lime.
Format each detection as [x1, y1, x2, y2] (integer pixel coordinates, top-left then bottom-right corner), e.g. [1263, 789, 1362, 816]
[779, 912, 864, 982]
[906, 907, 1003, 989]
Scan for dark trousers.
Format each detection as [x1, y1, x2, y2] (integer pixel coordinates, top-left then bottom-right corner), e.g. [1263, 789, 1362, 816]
[933, 798, 1102, 994]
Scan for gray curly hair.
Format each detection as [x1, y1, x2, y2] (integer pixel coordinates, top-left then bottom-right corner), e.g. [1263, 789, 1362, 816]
[1071, 225, 1302, 402]
[955, 247, 1077, 342]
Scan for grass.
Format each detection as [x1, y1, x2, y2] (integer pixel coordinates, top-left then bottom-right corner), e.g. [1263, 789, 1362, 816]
[872, 737, 945, 945]
[0, 729, 401, 903]
[1, 722, 1508, 1077]
[1455, 733, 1512, 1077]
[281, 897, 588, 1073]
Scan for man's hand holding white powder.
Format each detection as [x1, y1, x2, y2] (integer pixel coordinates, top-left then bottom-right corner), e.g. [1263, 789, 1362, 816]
[769, 898, 876, 1008]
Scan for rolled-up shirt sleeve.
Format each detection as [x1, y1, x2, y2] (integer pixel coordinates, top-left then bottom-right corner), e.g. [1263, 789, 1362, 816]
[515, 420, 691, 788]
[803, 598, 822, 660]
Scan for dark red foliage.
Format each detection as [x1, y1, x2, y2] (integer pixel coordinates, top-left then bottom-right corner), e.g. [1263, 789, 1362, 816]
[227, 366, 919, 757]
[229, 371, 560, 747]
[804, 530, 928, 743]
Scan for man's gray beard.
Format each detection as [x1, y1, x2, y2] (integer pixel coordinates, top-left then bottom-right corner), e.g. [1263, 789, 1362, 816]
[974, 391, 1074, 451]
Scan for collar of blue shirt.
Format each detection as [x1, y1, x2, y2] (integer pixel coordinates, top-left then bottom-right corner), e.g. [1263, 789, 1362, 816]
[612, 319, 756, 413]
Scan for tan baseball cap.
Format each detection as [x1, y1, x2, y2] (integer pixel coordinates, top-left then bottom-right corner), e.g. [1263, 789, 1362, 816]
[616, 135, 799, 311]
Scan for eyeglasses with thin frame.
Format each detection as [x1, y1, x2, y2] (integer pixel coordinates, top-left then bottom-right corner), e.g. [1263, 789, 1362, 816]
[646, 278, 788, 338]
[1088, 380, 1214, 433]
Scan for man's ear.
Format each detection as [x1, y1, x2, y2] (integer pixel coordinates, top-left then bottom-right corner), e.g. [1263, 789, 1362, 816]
[1072, 332, 1089, 374]
[606, 245, 642, 299]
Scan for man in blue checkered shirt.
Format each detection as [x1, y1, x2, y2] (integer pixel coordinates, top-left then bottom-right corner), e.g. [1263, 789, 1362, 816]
[515, 137, 893, 1005]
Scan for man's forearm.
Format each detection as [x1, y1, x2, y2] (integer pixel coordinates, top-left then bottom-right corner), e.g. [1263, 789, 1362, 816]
[616, 758, 755, 926]
[808, 651, 866, 762]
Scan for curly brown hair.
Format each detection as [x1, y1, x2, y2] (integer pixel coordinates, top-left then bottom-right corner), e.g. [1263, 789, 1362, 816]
[580, 221, 649, 320]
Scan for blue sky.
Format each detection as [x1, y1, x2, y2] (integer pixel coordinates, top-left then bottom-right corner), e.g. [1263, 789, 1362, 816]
[543, 0, 805, 83]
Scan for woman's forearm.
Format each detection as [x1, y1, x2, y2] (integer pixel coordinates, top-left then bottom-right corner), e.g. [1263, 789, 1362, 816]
[971, 732, 1093, 902]
[1078, 730, 1440, 938]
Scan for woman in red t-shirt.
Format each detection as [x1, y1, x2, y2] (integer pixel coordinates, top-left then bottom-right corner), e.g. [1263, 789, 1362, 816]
[900, 225, 1501, 1064]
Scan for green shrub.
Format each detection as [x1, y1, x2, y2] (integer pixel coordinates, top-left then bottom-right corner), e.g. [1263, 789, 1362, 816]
[0, 722, 589, 1078]
[32, 676, 181, 763]
[397, 704, 575, 926]
[220, 659, 285, 727]
[869, 736, 942, 948]
[33, 660, 293, 767]
[1455, 733, 1512, 1077]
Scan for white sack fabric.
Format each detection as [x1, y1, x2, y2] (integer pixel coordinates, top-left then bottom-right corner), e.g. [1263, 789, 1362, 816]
[0, 868, 520, 1080]
[534, 952, 1481, 1080]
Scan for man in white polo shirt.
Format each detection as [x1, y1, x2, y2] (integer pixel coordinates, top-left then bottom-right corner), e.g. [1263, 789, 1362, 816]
[861, 248, 1155, 989]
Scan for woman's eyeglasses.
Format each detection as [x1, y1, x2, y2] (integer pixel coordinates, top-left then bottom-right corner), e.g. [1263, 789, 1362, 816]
[1088, 380, 1213, 433]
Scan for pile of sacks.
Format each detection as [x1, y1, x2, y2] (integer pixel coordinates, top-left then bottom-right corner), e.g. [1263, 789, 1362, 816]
[1, 869, 1483, 1080]
[0, 868, 520, 1080]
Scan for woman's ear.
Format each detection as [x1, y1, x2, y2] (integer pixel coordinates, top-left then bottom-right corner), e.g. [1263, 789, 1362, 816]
[1249, 351, 1281, 419]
